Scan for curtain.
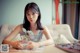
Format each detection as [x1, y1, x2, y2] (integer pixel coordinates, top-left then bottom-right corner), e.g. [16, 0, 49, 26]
[62, 0, 80, 39]
[74, 0, 80, 39]
[54, 0, 60, 24]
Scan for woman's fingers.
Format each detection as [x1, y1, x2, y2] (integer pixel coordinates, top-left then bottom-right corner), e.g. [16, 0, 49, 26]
[27, 41, 32, 44]
[12, 41, 24, 49]
[18, 45, 23, 49]
[26, 45, 33, 50]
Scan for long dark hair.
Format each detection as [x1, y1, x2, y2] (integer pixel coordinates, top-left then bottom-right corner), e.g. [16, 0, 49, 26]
[23, 2, 43, 30]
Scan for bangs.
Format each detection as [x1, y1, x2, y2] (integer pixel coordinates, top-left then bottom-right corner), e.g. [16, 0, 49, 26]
[26, 8, 38, 14]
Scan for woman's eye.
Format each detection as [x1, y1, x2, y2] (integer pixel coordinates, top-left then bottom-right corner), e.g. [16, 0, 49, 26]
[32, 13, 35, 15]
[27, 14, 30, 16]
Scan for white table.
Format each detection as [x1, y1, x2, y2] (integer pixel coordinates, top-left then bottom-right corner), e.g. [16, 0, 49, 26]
[1, 44, 68, 53]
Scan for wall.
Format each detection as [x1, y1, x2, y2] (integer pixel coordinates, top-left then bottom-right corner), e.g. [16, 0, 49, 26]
[0, 0, 52, 25]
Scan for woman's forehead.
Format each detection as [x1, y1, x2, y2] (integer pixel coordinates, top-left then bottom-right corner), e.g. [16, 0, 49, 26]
[26, 9, 38, 14]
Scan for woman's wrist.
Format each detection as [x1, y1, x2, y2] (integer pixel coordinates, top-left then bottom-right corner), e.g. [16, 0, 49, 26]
[38, 42, 43, 47]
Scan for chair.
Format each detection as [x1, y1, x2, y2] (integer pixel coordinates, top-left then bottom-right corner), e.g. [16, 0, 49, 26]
[47, 24, 79, 44]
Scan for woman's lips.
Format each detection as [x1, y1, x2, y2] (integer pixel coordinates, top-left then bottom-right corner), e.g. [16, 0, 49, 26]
[30, 19, 33, 22]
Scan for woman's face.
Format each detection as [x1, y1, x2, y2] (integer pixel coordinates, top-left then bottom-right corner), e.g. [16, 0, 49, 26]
[26, 10, 39, 24]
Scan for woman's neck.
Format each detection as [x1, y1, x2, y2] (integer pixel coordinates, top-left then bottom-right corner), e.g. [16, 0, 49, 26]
[30, 23, 37, 30]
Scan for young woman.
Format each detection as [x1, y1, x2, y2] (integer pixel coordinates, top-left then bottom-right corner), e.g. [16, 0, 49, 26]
[3, 2, 53, 50]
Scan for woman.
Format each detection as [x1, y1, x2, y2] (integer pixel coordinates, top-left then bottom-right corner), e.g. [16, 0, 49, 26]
[3, 2, 53, 50]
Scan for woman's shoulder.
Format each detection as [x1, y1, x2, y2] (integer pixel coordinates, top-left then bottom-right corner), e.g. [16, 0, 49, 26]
[42, 25, 49, 32]
[42, 25, 48, 30]
[14, 24, 23, 31]
[15, 24, 23, 28]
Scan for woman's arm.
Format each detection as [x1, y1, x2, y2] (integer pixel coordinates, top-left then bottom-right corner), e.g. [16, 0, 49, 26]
[2, 24, 23, 49]
[38, 26, 54, 47]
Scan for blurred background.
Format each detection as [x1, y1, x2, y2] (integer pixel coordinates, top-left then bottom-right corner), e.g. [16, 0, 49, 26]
[0, 0, 53, 25]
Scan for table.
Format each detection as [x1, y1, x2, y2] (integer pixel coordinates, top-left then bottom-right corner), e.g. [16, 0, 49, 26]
[56, 46, 80, 53]
[55, 43, 80, 53]
[0, 44, 68, 53]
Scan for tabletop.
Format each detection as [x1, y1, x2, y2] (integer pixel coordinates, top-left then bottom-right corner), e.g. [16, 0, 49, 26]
[0, 44, 68, 53]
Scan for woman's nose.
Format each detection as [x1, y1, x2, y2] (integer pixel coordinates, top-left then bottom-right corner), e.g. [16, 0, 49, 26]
[30, 15, 33, 19]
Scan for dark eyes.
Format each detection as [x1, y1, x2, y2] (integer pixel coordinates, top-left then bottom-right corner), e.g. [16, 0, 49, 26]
[27, 13, 35, 16]
[32, 13, 35, 15]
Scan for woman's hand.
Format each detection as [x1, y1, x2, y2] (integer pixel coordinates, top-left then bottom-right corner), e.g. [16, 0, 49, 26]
[26, 41, 40, 50]
[11, 41, 23, 49]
